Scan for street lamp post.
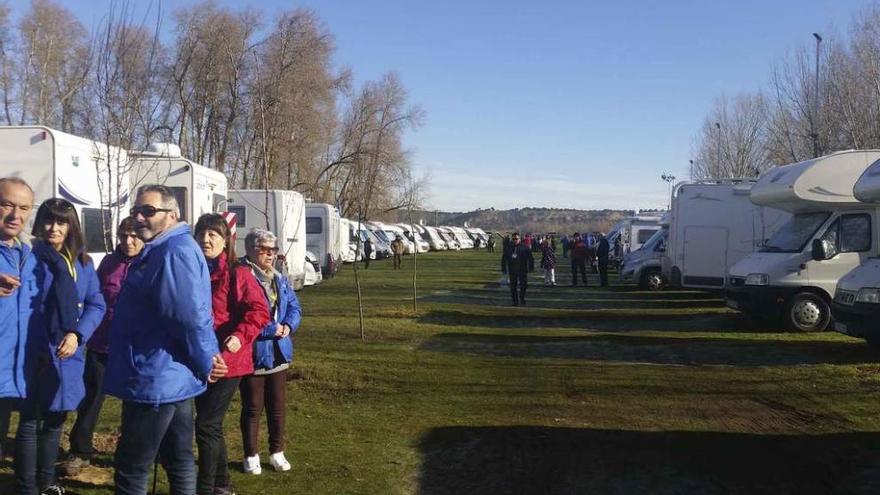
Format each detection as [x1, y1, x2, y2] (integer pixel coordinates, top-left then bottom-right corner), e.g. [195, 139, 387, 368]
[812, 32, 822, 158]
[661, 172, 676, 209]
[715, 122, 722, 170]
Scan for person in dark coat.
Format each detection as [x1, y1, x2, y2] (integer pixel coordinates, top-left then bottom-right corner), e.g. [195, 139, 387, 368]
[62, 217, 144, 477]
[486, 235, 496, 253]
[501, 232, 534, 306]
[561, 235, 570, 258]
[570, 233, 589, 286]
[362, 238, 372, 269]
[597, 233, 610, 287]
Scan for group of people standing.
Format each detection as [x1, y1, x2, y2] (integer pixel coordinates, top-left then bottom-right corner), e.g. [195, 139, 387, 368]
[0, 177, 302, 495]
[500, 231, 611, 306]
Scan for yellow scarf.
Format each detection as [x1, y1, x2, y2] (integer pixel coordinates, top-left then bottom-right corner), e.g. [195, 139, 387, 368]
[59, 247, 77, 282]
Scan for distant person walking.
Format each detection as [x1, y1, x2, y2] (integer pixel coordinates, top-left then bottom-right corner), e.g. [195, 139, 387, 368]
[570, 233, 589, 286]
[501, 232, 534, 306]
[391, 235, 405, 269]
[540, 237, 557, 286]
[561, 235, 570, 258]
[597, 233, 610, 287]
[486, 235, 496, 253]
[362, 238, 372, 269]
[473, 236, 481, 250]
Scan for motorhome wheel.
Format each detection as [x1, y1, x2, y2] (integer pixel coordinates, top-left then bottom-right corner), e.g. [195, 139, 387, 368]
[640, 269, 665, 291]
[785, 292, 830, 332]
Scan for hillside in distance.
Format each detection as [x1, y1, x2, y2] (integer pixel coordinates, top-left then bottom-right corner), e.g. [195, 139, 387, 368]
[387, 207, 665, 234]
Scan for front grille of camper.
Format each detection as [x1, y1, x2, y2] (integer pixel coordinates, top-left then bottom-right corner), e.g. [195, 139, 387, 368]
[835, 290, 856, 306]
[728, 276, 745, 287]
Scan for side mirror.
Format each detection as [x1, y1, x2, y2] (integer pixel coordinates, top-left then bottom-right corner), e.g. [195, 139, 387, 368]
[811, 239, 835, 261]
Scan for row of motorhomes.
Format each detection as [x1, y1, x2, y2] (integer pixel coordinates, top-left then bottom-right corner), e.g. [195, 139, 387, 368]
[0, 126, 488, 293]
[616, 149, 880, 345]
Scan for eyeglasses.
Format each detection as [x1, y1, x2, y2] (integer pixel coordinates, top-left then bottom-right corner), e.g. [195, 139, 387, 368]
[255, 246, 279, 254]
[130, 205, 173, 218]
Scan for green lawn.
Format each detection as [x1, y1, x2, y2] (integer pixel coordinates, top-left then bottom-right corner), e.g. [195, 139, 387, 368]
[4, 249, 880, 494]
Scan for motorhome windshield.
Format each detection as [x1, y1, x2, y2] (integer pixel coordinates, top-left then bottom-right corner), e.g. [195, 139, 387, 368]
[640, 228, 667, 252]
[759, 212, 831, 253]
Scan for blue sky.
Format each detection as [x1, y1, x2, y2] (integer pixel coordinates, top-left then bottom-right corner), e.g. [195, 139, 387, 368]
[20, 0, 875, 211]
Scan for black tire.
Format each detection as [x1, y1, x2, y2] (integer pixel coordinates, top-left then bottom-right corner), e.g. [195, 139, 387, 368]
[784, 292, 831, 332]
[639, 269, 665, 291]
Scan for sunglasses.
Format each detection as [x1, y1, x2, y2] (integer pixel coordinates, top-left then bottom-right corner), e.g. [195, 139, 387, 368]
[255, 246, 279, 254]
[130, 205, 173, 218]
[42, 198, 74, 210]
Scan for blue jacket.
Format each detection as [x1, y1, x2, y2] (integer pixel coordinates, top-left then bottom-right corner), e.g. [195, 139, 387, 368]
[250, 267, 301, 370]
[0, 237, 39, 399]
[105, 223, 219, 405]
[26, 247, 106, 412]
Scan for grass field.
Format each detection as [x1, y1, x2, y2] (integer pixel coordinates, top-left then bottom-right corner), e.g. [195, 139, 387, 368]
[3, 248, 880, 494]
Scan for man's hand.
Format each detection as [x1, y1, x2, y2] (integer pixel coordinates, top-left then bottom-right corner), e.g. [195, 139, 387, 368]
[274, 323, 290, 338]
[224, 335, 241, 353]
[56, 332, 78, 359]
[0, 274, 21, 296]
[207, 354, 228, 383]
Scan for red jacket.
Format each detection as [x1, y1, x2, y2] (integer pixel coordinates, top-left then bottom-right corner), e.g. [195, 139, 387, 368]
[209, 252, 270, 378]
[571, 240, 590, 261]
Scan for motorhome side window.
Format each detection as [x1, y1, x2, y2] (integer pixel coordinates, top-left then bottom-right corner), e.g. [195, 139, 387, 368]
[306, 217, 323, 234]
[170, 187, 188, 223]
[637, 229, 657, 244]
[228, 206, 246, 227]
[82, 208, 112, 254]
[839, 214, 871, 252]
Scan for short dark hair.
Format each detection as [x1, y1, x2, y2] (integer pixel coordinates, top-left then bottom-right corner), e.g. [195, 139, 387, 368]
[117, 216, 138, 236]
[32, 198, 90, 264]
[194, 213, 236, 260]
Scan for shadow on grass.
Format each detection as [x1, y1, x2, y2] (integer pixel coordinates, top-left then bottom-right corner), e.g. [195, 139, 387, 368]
[419, 332, 879, 366]
[417, 426, 880, 495]
[423, 291, 723, 310]
[416, 309, 775, 333]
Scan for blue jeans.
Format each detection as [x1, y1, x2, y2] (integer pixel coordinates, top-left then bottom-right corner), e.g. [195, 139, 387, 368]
[15, 406, 66, 495]
[114, 399, 196, 495]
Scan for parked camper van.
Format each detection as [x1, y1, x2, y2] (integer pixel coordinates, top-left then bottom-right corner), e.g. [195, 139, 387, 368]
[306, 203, 342, 276]
[228, 189, 307, 290]
[129, 143, 228, 226]
[361, 224, 391, 258]
[449, 226, 474, 249]
[620, 215, 665, 254]
[339, 218, 356, 263]
[398, 224, 430, 253]
[619, 216, 669, 290]
[0, 126, 128, 265]
[437, 227, 461, 250]
[422, 226, 448, 250]
[662, 180, 790, 290]
[726, 150, 880, 332]
[370, 222, 414, 253]
[831, 157, 880, 345]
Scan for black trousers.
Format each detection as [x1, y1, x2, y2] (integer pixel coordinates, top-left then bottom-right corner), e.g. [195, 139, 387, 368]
[363, 255, 370, 269]
[598, 259, 609, 287]
[509, 271, 527, 304]
[69, 349, 108, 459]
[195, 377, 241, 495]
[571, 259, 588, 285]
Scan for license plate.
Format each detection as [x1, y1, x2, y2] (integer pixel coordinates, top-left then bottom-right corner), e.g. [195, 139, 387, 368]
[726, 299, 738, 309]
[835, 322, 848, 334]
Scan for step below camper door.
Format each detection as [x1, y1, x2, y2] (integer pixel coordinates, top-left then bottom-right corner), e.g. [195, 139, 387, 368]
[682, 226, 729, 288]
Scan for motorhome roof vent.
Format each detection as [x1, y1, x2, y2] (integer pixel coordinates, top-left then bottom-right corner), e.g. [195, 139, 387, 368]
[145, 143, 182, 158]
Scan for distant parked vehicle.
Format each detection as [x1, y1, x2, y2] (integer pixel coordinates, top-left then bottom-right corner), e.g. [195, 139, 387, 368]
[306, 203, 343, 276]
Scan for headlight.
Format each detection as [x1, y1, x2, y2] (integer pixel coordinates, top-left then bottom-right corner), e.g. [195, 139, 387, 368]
[744, 273, 769, 286]
[856, 288, 880, 304]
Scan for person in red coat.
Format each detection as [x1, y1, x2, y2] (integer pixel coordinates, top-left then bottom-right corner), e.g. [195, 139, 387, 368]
[193, 214, 270, 495]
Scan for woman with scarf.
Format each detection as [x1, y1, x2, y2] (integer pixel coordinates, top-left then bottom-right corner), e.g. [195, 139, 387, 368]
[16, 198, 106, 495]
[193, 214, 269, 495]
[238, 229, 302, 475]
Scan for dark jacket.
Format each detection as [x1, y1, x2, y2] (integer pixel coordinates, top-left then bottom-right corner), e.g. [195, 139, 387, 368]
[501, 242, 534, 275]
[363, 240, 373, 255]
[540, 244, 557, 270]
[105, 223, 219, 405]
[88, 248, 135, 354]
[209, 252, 271, 378]
[597, 238, 610, 261]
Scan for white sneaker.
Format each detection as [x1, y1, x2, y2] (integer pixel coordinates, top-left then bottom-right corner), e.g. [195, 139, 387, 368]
[269, 452, 291, 472]
[243, 454, 262, 475]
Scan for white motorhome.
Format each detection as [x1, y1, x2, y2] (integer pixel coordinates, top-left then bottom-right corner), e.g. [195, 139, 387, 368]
[361, 224, 391, 258]
[422, 226, 448, 250]
[306, 203, 342, 276]
[339, 218, 356, 263]
[619, 215, 669, 290]
[0, 126, 128, 266]
[129, 143, 228, 226]
[662, 180, 790, 290]
[437, 227, 461, 250]
[397, 223, 430, 253]
[370, 221, 414, 253]
[449, 226, 474, 249]
[620, 215, 665, 253]
[228, 190, 307, 290]
[726, 150, 880, 332]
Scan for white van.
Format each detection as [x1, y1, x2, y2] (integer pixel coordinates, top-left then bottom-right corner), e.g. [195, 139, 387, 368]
[228, 189, 307, 290]
[449, 226, 474, 249]
[370, 221, 414, 253]
[437, 227, 461, 250]
[306, 203, 342, 275]
[619, 217, 669, 290]
[0, 126, 128, 265]
[663, 180, 790, 290]
[726, 150, 880, 332]
[129, 143, 228, 226]
[397, 223, 430, 253]
[422, 226, 448, 250]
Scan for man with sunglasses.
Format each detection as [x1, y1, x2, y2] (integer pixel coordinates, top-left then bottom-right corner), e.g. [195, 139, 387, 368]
[105, 184, 228, 495]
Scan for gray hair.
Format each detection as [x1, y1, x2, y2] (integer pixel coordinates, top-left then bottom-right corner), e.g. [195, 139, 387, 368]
[137, 184, 180, 216]
[245, 228, 277, 252]
[0, 176, 34, 194]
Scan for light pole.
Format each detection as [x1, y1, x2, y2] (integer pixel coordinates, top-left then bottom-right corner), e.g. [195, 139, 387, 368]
[661, 172, 676, 209]
[812, 32, 822, 158]
[715, 122, 722, 170]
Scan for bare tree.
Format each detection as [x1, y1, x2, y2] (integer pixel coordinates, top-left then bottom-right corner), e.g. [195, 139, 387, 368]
[691, 93, 770, 179]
